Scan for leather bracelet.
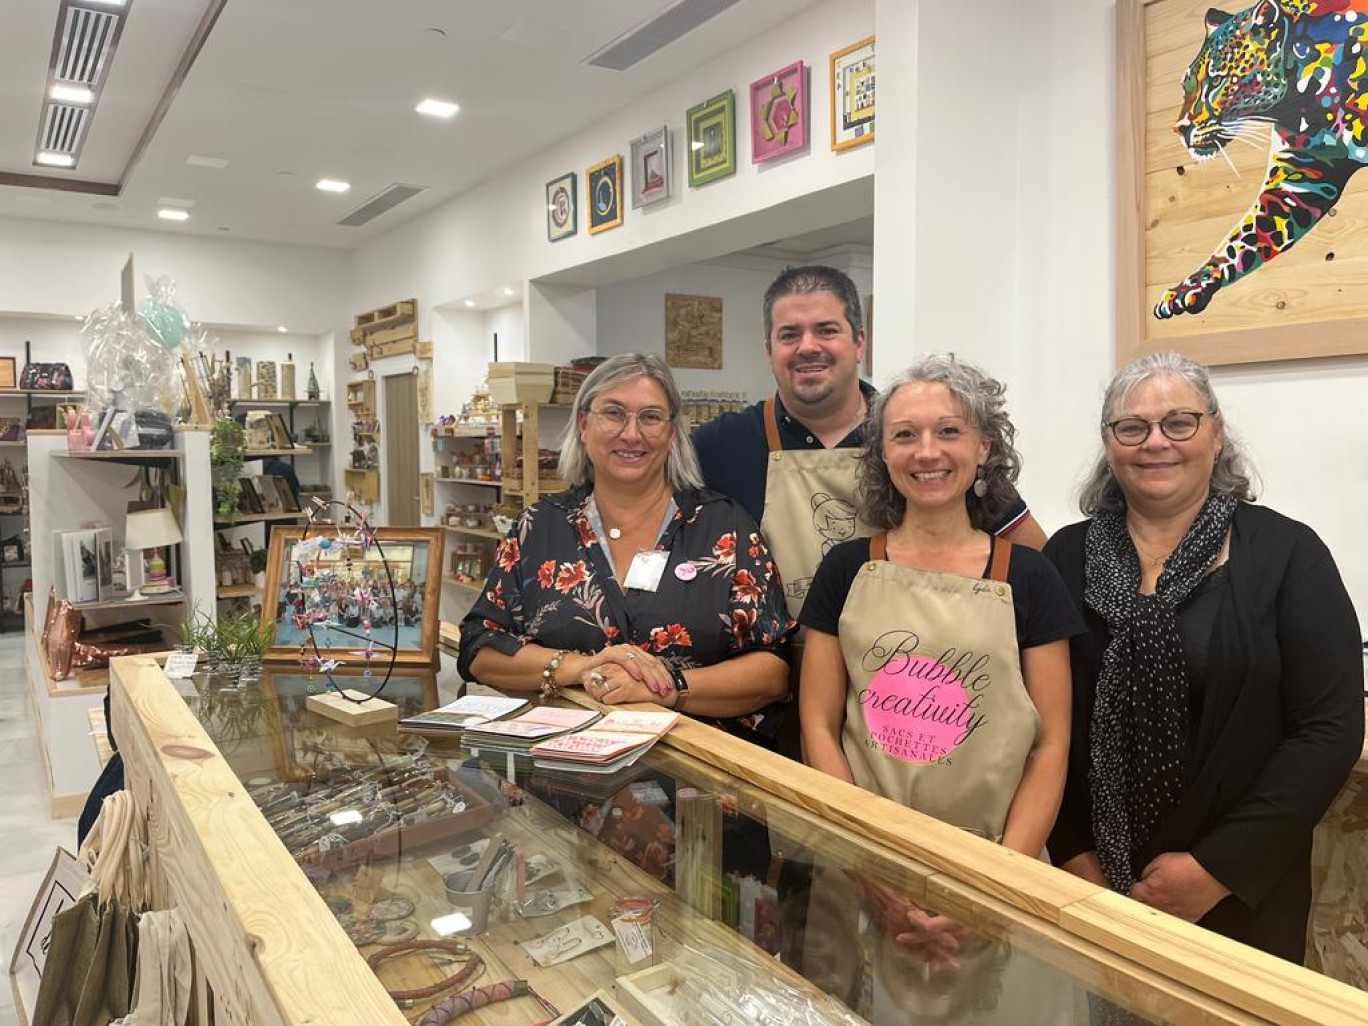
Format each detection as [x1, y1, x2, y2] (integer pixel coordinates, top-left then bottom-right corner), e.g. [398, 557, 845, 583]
[418, 979, 558, 1026]
[366, 941, 483, 1005]
[540, 649, 570, 698]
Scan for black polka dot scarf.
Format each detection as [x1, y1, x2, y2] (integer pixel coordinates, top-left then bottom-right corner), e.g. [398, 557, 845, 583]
[1082, 492, 1237, 894]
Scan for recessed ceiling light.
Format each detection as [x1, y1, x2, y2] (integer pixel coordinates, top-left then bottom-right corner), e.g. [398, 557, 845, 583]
[277, 326, 288, 333]
[277, 170, 295, 179]
[463, 299, 476, 308]
[316, 178, 351, 193]
[50, 84, 94, 104]
[416, 98, 460, 118]
[187, 154, 229, 169]
[158, 208, 191, 222]
[35, 152, 74, 168]
[502, 287, 515, 297]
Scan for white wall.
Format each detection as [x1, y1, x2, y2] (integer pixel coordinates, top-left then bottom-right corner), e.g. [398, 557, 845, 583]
[875, 0, 1368, 624]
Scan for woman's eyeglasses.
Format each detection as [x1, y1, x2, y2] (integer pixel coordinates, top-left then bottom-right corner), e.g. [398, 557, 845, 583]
[1105, 410, 1209, 446]
[590, 405, 671, 436]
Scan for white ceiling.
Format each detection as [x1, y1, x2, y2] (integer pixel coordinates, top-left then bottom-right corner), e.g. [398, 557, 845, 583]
[0, 0, 824, 249]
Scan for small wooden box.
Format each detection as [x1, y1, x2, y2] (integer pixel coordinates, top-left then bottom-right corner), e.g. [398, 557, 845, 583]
[487, 361, 554, 405]
[305, 689, 397, 726]
[615, 964, 686, 1026]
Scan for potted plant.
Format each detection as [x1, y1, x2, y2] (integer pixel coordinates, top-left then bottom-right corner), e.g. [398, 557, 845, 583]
[177, 607, 275, 689]
[250, 547, 269, 591]
[210, 417, 245, 522]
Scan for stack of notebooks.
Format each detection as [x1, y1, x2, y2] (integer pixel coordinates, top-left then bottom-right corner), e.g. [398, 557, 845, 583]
[530, 710, 680, 774]
[460, 705, 602, 755]
[398, 694, 528, 735]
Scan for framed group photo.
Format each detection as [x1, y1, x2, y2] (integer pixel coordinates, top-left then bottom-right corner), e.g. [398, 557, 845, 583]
[686, 89, 736, 187]
[586, 155, 624, 234]
[629, 126, 671, 208]
[750, 60, 809, 163]
[830, 36, 875, 151]
[545, 172, 577, 242]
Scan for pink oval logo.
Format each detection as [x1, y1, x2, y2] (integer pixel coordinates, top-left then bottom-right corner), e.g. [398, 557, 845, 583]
[859, 655, 983, 764]
[674, 562, 698, 581]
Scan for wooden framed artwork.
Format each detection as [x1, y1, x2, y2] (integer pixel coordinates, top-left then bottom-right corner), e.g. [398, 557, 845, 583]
[686, 90, 736, 186]
[629, 126, 671, 208]
[586, 155, 624, 234]
[261, 526, 444, 668]
[0, 357, 15, 389]
[419, 471, 434, 515]
[545, 172, 577, 242]
[830, 36, 875, 151]
[750, 60, 809, 163]
[664, 293, 723, 369]
[1120, 0, 1368, 365]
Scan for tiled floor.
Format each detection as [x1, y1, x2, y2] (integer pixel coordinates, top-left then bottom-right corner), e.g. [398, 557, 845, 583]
[0, 632, 79, 1025]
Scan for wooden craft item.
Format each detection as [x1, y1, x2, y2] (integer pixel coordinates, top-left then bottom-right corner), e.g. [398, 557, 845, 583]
[305, 689, 398, 726]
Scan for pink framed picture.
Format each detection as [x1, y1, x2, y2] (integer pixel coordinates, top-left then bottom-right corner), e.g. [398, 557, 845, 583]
[749, 60, 808, 163]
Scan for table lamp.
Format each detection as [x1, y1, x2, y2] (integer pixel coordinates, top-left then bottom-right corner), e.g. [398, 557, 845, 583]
[125, 507, 183, 600]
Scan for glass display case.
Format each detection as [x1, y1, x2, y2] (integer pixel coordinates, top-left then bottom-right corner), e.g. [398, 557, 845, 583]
[110, 655, 1368, 1026]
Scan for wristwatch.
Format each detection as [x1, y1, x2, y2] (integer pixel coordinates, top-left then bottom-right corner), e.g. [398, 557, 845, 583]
[669, 665, 690, 710]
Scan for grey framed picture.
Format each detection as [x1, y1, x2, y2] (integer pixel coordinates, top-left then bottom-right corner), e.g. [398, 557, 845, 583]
[630, 126, 671, 208]
[546, 172, 577, 242]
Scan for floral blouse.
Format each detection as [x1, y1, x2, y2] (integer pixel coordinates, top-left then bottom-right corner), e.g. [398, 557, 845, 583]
[457, 486, 794, 744]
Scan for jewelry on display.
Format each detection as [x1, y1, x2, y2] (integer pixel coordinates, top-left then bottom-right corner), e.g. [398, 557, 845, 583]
[540, 649, 571, 698]
[376, 919, 420, 945]
[417, 980, 558, 1026]
[340, 914, 385, 946]
[367, 897, 415, 922]
[365, 942, 484, 1006]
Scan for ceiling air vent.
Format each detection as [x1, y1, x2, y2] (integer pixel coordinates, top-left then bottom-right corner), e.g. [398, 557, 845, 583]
[42, 104, 90, 156]
[585, 0, 742, 71]
[338, 184, 428, 228]
[56, 4, 121, 86]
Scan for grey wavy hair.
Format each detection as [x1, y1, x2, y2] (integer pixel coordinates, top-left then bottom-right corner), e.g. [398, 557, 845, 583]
[1078, 351, 1259, 515]
[858, 354, 1023, 531]
[557, 352, 703, 490]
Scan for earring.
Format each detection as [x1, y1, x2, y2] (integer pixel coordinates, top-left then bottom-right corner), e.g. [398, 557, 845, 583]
[972, 465, 988, 499]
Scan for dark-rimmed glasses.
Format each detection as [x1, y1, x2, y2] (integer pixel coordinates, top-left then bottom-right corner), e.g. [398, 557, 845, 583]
[589, 404, 671, 437]
[1104, 410, 1209, 446]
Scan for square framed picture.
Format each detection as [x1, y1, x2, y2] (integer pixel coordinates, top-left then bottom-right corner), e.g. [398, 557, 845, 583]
[629, 126, 671, 208]
[830, 35, 875, 151]
[545, 172, 577, 242]
[750, 60, 809, 163]
[686, 89, 736, 187]
[0, 357, 15, 390]
[586, 155, 624, 234]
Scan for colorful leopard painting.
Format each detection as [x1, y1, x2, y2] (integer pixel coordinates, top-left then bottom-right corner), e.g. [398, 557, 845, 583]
[1158, 0, 1368, 318]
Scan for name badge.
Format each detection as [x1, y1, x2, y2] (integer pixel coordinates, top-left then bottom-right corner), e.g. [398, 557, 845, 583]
[624, 550, 669, 592]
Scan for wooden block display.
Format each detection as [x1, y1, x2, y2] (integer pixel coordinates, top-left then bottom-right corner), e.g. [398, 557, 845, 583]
[343, 468, 379, 502]
[305, 688, 397, 726]
[487, 361, 555, 405]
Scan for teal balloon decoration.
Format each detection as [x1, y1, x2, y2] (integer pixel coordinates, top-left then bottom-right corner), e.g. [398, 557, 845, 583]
[138, 298, 188, 350]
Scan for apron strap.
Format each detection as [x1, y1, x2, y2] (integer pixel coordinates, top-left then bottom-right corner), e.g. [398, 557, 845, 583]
[987, 536, 1013, 582]
[868, 532, 888, 561]
[762, 398, 782, 452]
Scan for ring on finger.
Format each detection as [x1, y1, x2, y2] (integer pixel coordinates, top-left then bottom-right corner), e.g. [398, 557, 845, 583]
[589, 671, 606, 688]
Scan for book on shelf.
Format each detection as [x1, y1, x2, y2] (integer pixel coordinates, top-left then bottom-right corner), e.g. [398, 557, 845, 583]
[56, 528, 101, 603]
[461, 705, 601, 753]
[398, 694, 529, 734]
[530, 709, 679, 771]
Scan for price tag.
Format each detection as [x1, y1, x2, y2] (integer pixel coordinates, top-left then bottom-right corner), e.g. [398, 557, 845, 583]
[163, 651, 198, 679]
[610, 916, 653, 965]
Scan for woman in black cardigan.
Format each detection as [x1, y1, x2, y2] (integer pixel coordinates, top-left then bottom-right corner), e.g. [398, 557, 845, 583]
[1045, 352, 1362, 962]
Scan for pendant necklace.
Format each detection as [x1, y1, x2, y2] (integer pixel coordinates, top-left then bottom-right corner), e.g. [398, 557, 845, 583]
[608, 527, 622, 540]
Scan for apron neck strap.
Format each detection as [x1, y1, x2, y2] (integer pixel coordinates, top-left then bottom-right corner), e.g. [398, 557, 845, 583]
[762, 398, 783, 452]
[988, 536, 1013, 582]
[869, 532, 888, 561]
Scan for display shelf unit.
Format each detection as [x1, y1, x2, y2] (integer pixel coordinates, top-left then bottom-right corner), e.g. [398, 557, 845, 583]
[71, 592, 184, 612]
[52, 448, 183, 467]
[214, 511, 307, 527]
[242, 447, 312, 458]
[216, 583, 258, 599]
[343, 467, 379, 502]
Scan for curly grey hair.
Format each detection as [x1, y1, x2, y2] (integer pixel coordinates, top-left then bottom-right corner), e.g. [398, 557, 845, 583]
[858, 354, 1022, 532]
[1078, 351, 1259, 515]
[557, 353, 703, 490]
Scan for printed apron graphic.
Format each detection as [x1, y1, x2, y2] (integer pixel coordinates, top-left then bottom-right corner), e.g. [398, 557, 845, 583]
[811, 492, 858, 555]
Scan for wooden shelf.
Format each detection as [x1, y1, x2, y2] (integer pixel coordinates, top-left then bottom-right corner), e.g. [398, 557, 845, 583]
[215, 512, 306, 527]
[441, 524, 502, 540]
[443, 576, 484, 597]
[432, 424, 499, 438]
[0, 388, 85, 398]
[53, 448, 183, 465]
[0, 441, 26, 447]
[73, 591, 185, 612]
[434, 476, 501, 488]
[216, 583, 259, 599]
[230, 399, 330, 409]
[242, 447, 312, 458]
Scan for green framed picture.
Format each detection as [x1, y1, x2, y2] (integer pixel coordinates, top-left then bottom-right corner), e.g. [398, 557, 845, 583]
[686, 89, 736, 187]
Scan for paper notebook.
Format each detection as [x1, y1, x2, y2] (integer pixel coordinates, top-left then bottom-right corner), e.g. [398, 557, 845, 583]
[530, 709, 679, 765]
[398, 694, 528, 734]
[462, 706, 601, 750]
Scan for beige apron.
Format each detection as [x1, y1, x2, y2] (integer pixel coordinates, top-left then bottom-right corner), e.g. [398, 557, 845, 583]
[756, 399, 876, 620]
[838, 534, 1039, 841]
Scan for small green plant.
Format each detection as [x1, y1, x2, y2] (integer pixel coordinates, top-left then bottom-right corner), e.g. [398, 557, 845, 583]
[176, 608, 275, 665]
[210, 418, 245, 522]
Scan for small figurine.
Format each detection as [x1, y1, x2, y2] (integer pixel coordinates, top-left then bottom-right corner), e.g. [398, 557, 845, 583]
[306, 361, 321, 401]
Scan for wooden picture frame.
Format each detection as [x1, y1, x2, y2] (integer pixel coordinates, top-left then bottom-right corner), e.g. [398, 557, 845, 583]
[750, 60, 809, 163]
[586, 155, 624, 234]
[546, 172, 577, 242]
[261, 526, 445, 668]
[629, 126, 671, 208]
[830, 36, 875, 151]
[686, 90, 736, 186]
[0, 357, 16, 390]
[1119, 0, 1368, 366]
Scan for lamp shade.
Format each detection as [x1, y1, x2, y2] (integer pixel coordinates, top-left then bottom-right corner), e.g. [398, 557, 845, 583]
[125, 508, 182, 551]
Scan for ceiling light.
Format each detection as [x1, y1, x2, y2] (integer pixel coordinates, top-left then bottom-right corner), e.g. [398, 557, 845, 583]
[316, 178, 351, 193]
[35, 152, 74, 168]
[86, 0, 127, 6]
[187, 154, 229, 169]
[502, 287, 515, 297]
[277, 326, 288, 333]
[50, 84, 94, 105]
[416, 98, 460, 118]
[463, 299, 476, 308]
[158, 208, 190, 222]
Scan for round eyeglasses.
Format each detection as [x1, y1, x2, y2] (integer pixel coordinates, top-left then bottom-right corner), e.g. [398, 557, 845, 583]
[1104, 410, 1209, 446]
[590, 405, 671, 437]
